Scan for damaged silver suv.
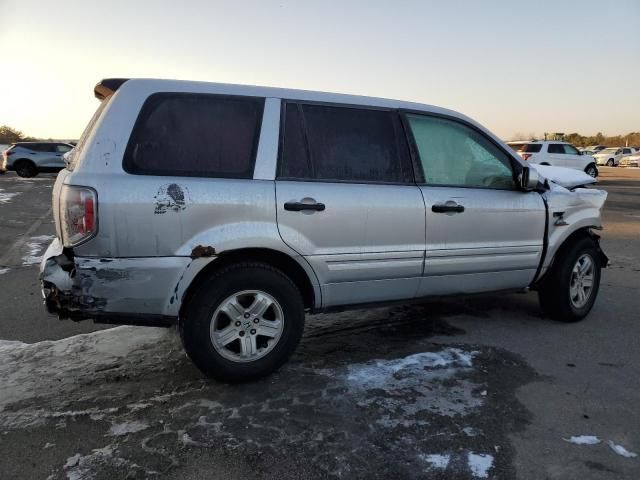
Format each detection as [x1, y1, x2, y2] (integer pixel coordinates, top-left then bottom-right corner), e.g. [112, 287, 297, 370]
[41, 78, 608, 382]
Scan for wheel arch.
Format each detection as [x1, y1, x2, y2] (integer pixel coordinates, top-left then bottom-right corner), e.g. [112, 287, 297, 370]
[536, 226, 607, 285]
[178, 247, 320, 324]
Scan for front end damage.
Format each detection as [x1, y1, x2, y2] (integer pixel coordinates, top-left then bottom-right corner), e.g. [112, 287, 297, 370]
[538, 175, 609, 279]
[40, 238, 207, 326]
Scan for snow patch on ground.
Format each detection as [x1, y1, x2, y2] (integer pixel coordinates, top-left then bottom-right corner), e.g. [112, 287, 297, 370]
[108, 420, 149, 436]
[421, 453, 450, 470]
[334, 348, 481, 424]
[0, 189, 21, 205]
[607, 440, 638, 458]
[21, 234, 55, 266]
[563, 435, 601, 445]
[0, 268, 10, 275]
[467, 452, 494, 478]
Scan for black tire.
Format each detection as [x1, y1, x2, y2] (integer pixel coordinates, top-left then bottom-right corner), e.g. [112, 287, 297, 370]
[538, 236, 601, 322]
[606, 159, 614, 167]
[14, 160, 38, 178]
[584, 164, 598, 178]
[181, 262, 305, 383]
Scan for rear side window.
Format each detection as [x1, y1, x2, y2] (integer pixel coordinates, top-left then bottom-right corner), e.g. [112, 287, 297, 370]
[124, 93, 264, 178]
[548, 144, 565, 154]
[56, 144, 72, 153]
[278, 102, 413, 184]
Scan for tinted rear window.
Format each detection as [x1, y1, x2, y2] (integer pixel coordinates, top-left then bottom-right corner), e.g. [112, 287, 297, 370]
[548, 144, 565, 154]
[278, 102, 412, 184]
[124, 93, 264, 178]
[515, 143, 542, 153]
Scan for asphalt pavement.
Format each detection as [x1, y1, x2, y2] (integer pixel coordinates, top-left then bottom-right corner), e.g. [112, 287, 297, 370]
[0, 168, 638, 479]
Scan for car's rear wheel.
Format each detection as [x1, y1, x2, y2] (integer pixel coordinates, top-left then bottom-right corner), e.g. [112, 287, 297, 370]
[606, 159, 614, 167]
[538, 236, 601, 322]
[180, 262, 305, 383]
[584, 164, 598, 178]
[14, 160, 37, 178]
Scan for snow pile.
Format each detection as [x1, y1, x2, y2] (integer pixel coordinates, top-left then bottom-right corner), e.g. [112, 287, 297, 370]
[607, 441, 638, 458]
[0, 268, 10, 275]
[0, 326, 176, 426]
[421, 451, 494, 478]
[563, 435, 601, 445]
[21, 234, 55, 266]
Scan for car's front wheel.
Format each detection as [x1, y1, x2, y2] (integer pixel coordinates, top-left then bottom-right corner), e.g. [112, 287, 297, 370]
[538, 236, 602, 322]
[181, 262, 305, 383]
[584, 164, 598, 178]
[606, 159, 615, 167]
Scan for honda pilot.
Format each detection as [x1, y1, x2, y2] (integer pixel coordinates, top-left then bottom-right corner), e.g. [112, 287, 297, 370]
[40, 79, 609, 382]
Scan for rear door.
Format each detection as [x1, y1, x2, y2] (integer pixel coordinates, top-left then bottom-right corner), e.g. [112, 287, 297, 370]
[275, 102, 426, 307]
[546, 143, 569, 167]
[402, 113, 546, 296]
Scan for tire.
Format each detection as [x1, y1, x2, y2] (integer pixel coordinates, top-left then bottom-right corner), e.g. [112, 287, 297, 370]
[538, 236, 601, 322]
[14, 160, 38, 178]
[180, 262, 305, 383]
[606, 159, 614, 167]
[584, 164, 598, 178]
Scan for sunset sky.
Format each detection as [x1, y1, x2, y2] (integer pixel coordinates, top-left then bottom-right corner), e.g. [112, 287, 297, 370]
[1, 0, 638, 140]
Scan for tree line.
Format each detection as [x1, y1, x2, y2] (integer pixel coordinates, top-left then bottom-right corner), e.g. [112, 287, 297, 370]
[2, 123, 639, 149]
[511, 131, 640, 148]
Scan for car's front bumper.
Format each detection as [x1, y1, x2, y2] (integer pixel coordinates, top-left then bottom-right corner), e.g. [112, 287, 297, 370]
[39, 238, 200, 326]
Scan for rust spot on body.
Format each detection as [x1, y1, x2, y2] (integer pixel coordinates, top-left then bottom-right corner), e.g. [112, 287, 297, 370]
[190, 245, 216, 259]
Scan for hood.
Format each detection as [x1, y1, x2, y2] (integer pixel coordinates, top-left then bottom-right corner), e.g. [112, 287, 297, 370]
[530, 164, 597, 189]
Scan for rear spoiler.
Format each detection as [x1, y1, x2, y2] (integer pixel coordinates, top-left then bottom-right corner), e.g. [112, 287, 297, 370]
[94, 78, 129, 100]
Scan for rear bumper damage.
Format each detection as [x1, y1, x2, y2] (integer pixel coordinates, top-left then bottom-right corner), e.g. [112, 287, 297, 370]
[39, 238, 202, 327]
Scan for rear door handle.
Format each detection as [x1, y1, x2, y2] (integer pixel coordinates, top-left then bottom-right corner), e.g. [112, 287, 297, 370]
[284, 201, 326, 212]
[432, 203, 465, 213]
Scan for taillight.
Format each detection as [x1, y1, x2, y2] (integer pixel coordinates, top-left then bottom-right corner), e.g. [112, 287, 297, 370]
[522, 154, 532, 161]
[59, 185, 97, 246]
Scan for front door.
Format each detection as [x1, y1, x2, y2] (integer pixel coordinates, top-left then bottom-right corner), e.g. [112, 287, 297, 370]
[402, 113, 546, 296]
[275, 102, 426, 308]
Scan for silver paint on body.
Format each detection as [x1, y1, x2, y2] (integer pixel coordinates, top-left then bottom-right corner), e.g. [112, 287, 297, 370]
[39, 79, 607, 322]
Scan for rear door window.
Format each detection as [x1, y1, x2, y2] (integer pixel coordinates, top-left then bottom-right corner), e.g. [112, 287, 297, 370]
[124, 93, 264, 178]
[548, 144, 565, 154]
[278, 102, 413, 184]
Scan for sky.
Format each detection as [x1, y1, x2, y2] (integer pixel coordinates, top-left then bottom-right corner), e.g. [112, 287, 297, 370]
[0, 0, 638, 140]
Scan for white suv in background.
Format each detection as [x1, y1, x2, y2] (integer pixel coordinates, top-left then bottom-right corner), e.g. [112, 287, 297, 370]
[594, 147, 636, 167]
[507, 141, 598, 177]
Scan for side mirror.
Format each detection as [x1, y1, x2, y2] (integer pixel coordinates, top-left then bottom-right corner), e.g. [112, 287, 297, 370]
[519, 166, 541, 191]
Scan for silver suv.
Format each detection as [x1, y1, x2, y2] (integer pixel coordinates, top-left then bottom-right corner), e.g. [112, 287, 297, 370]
[2, 142, 74, 177]
[40, 79, 609, 382]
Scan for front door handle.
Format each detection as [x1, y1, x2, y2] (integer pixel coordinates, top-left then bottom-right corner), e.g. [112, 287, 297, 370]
[284, 201, 326, 212]
[432, 202, 465, 213]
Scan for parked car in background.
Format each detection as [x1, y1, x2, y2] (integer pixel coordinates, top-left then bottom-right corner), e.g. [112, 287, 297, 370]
[619, 151, 640, 167]
[507, 140, 598, 177]
[40, 78, 609, 382]
[586, 145, 607, 153]
[594, 147, 635, 167]
[1, 142, 74, 177]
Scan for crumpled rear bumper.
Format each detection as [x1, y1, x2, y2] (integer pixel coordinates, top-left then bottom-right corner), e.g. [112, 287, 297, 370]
[39, 238, 193, 326]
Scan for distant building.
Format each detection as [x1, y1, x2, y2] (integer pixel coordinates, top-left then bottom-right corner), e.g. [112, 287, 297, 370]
[544, 132, 565, 141]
